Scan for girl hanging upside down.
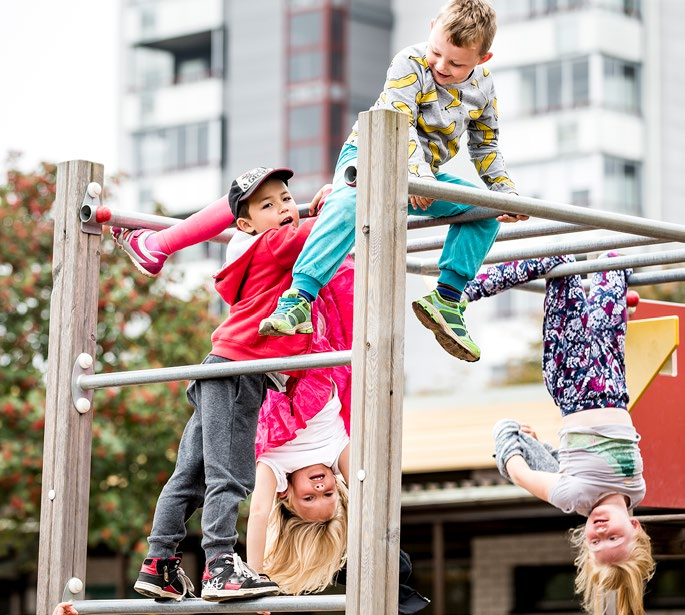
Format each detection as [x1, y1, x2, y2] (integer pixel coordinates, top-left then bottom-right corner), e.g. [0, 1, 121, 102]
[463, 253, 655, 615]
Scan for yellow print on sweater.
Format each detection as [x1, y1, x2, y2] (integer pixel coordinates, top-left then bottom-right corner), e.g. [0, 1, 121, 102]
[475, 152, 497, 173]
[487, 176, 516, 189]
[387, 73, 418, 90]
[428, 141, 441, 171]
[416, 89, 438, 105]
[447, 136, 460, 158]
[392, 101, 415, 125]
[409, 55, 429, 69]
[472, 120, 495, 145]
[444, 87, 462, 110]
[417, 113, 456, 136]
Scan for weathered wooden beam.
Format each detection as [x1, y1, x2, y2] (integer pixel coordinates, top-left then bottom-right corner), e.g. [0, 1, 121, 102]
[347, 108, 408, 615]
[37, 161, 104, 615]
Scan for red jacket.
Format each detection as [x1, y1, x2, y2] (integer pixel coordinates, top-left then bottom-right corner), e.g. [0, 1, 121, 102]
[255, 257, 354, 457]
[211, 218, 317, 364]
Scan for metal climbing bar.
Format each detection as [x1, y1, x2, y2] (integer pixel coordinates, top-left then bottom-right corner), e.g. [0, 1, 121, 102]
[408, 247, 685, 277]
[71, 596, 346, 614]
[518, 268, 685, 293]
[408, 176, 685, 243]
[406, 230, 664, 256]
[80, 205, 236, 244]
[76, 350, 351, 391]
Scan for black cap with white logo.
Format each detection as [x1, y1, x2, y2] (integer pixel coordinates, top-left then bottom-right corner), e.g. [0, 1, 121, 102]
[228, 167, 294, 218]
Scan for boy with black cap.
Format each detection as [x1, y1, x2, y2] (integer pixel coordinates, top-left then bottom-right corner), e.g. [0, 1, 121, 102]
[124, 167, 327, 602]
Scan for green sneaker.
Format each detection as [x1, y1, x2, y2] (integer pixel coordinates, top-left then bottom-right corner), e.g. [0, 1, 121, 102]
[411, 290, 481, 362]
[259, 289, 314, 336]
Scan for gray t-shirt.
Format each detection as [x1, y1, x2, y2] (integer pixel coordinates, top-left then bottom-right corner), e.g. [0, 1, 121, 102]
[548, 424, 645, 517]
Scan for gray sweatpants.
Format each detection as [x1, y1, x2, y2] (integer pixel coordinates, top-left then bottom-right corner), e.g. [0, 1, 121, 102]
[147, 354, 267, 563]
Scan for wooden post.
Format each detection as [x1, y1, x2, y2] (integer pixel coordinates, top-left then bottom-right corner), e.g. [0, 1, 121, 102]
[37, 161, 104, 615]
[347, 109, 408, 614]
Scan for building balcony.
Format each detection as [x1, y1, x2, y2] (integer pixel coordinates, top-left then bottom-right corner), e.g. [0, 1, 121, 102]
[124, 0, 223, 46]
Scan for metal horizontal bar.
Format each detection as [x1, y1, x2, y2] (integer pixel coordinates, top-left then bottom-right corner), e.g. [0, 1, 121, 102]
[405, 231, 662, 257]
[633, 514, 685, 524]
[71, 595, 346, 613]
[407, 207, 499, 229]
[485, 268, 685, 295]
[82, 205, 315, 245]
[78, 351, 352, 391]
[628, 267, 685, 286]
[495, 220, 591, 241]
[408, 249, 685, 278]
[407, 177, 685, 243]
[485, 234, 663, 263]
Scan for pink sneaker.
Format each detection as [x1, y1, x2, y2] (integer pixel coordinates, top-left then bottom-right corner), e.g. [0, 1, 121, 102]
[111, 227, 168, 277]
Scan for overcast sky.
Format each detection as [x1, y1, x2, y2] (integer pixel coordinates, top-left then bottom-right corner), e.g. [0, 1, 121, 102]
[0, 0, 120, 174]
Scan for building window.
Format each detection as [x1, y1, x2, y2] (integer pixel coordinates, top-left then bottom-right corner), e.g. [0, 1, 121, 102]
[289, 105, 323, 141]
[288, 144, 324, 175]
[287, 6, 346, 85]
[514, 565, 577, 613]
[519, 57, 589, 115]
[177, 56, 210, 84]
[557, 120, 578, 152]
[289, 11, 323, 46]
[603, 56, 641, 114]
[603, 155, 641, 215]
[133, 121, 220, 177]
[571, 188, 591, 207]
[289, 51, 324, 82]
[644, 560, 685, 609]
[494, 0, 641, 22]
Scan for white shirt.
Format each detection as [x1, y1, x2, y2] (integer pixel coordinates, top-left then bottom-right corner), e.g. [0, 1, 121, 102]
[258, 384, 349, 492]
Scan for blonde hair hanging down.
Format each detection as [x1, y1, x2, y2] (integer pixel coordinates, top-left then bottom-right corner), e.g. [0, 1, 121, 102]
[263, 475, 348, 595]
[569, 524, 655, 615]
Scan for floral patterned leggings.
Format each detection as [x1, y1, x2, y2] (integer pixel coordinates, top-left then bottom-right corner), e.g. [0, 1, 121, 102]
[464, 255, 632, 415]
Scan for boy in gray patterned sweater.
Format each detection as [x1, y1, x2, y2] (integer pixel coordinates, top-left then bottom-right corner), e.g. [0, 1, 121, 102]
[260, 0, 526, 363]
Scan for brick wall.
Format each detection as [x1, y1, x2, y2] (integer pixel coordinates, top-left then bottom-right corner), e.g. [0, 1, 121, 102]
[472, 532, 573, 615]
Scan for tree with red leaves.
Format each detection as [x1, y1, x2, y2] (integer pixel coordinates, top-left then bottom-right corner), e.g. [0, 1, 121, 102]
[0, 159, 221, 579]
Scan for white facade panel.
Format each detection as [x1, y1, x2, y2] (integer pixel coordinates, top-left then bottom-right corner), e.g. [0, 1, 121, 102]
[654, 0, 685, 223]
[509, 153, 604, 205]
[140, 166, 224, 216]
[124, 0, 223, 44]
[122, 79, 224, 130]
[226, 0, 285, 177]
[348, 21, 393, 111]
[492, 10, 642, 69]
[391, 0, 441, 51]
[504, 109, 642, 164]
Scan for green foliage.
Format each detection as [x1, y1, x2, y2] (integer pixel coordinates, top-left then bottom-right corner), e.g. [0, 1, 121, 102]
[0, 159, 220, 570]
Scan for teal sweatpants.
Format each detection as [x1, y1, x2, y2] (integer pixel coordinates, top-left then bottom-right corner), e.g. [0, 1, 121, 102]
[291, 143, 501, 298]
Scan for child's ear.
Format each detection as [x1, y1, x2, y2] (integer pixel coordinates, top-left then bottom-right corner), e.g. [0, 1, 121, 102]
[278, 487, 289, 499]
[236, 217, 254, 234]
[478, 52, 493, 65]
